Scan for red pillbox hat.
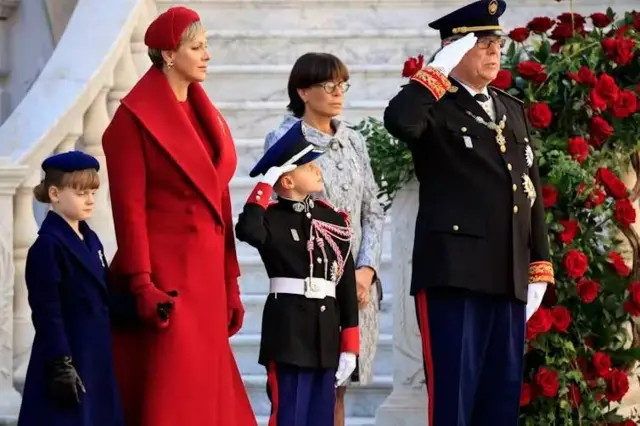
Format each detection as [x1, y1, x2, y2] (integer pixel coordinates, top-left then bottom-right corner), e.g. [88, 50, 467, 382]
[144, 6, 200, 50]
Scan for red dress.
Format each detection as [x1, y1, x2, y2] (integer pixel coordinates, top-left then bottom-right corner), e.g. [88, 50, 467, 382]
[102, 67, 256, 426]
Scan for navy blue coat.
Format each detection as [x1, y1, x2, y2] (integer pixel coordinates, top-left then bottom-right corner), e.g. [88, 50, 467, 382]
[18, 212, 124, 426]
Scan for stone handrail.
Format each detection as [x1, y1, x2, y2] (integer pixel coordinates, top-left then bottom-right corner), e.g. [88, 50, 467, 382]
[0, 0, 155, 421]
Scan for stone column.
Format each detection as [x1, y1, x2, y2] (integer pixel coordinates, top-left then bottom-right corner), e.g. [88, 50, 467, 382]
[375, 179, 428, 426]
[0, 157, 26, 424]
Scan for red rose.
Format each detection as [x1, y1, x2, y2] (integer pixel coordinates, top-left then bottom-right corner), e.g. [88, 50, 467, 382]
[635, 12, 640, 31]
[609, 251, 631, 277]
[606, 369, 629, 402]
[567, 66, 597, 86]
[526, 307, 553, 341]
[567, 136, 589, 163]
[401, 54, 424, 78]
[527, 103, 553, 129]
[591, 13, 613, 28]
[596, 167, 627, 199]
[614, 198, 636, 228]
[611, 90, 638, 119]
[509, 27, 530, 42]
[602, 36, 637, 66]
[520, 383, 532, 407]
[592, 352, 612, 377]
[491, 69, 512, 90]
[527, 16, 554, 33]
[558, 219, 579, 244]
[535, 367, 559, 397]
[564, 249, 588, 279]
[551, 306, 572, 332]
[624, 282, 640, 316]
[576, 279, 599, 303]
[542, 184, 558, 208]
[516, 61, 546, 84]
[595, 73, 620, 103]
[568, 383, 582, 407]
[558, 12, 586, 26]
[589, 89, 608, 112]
[590, 116, 614, 145]
[551, 22, 575, 40]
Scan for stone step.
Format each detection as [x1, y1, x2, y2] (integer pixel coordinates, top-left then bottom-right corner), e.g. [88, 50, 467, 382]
[244, 373, 392, 418]
[206, 29, 435, 66]
[236, 292, 394, 335]
[232, 333, 394, 375]
[257, 415, 374, 426]
[231, 212, 393, 258]
[237, 254, 393, 295]
[205, 64, 404, 103]
[219, 100, 385, 139]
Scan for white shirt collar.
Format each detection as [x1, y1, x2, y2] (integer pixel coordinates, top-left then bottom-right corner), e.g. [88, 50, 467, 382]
[455, 79, 490, 99]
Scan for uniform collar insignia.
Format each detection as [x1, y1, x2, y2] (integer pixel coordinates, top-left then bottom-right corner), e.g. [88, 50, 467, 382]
[278, 195, 315, 213]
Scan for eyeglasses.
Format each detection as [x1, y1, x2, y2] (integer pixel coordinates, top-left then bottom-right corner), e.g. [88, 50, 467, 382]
[476, 37, 506, 49]
[313, 81, 351, 94]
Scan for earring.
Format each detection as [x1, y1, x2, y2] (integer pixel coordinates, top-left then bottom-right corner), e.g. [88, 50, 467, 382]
[167, 62, 174, 69]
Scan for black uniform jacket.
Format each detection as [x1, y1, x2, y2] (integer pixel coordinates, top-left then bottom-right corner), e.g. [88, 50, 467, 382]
[235, 183, 359, 369]
[384, 69, 554, 302]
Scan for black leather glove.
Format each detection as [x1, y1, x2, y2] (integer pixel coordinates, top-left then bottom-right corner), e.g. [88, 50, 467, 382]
[45, 356, 86, 408]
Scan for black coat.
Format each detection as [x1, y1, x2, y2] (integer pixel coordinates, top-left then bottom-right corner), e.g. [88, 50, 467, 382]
[235, 188, 359, 369]
[384, 77, 553, 302]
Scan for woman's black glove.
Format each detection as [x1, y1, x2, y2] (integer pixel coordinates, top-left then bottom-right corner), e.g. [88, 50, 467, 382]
[45, 356, 86, 408]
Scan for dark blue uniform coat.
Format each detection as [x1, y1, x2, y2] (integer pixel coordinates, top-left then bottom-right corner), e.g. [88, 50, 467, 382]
[18, 211, 123, 426]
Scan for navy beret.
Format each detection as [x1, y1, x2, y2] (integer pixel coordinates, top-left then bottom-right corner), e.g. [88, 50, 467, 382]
[41, 151, 100, 173]
[250, 121, 325, 178]
[429, 0, 506, 40]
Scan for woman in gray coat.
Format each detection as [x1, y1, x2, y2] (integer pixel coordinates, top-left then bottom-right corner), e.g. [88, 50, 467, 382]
[264, 52, 384, 426]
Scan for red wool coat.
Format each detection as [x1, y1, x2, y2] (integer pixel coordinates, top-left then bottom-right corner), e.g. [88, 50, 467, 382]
[102, 67, 256, 426]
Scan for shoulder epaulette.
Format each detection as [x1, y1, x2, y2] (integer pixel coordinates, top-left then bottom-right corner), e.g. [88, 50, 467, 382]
[489, 86, 524, 105]
[315, 198, 351, 225]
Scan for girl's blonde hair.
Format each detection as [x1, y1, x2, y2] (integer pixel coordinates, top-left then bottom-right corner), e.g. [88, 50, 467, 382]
[148, 20, 205, 69]
[33, 168, 100, 203]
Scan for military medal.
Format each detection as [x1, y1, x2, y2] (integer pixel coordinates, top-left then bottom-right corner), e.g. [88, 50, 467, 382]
[525, 144, 534, 168]
[466, 112, 507, 153]
[522, 173, 537, 207]
[291, 229, 300, 241]
[98, 249, 106, 267]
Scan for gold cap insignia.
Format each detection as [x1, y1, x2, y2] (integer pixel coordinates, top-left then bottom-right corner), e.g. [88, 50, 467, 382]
[488, 0, 498, 15]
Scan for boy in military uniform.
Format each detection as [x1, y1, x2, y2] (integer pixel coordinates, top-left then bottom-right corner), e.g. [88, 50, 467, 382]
[384, 1, 554, 425]
[235, 120, 359, 426]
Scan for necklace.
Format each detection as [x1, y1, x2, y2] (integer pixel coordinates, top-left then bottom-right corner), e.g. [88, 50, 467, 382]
[466, 112, 508, 153]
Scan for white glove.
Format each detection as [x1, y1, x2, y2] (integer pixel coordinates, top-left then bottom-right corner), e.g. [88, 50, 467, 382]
[525, 282, 547, 321]
[335, 352, 357, 387]
[429, 33, 478, 76]
[259, 164, 297, 187]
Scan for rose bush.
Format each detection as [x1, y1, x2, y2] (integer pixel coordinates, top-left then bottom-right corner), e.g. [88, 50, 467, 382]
[358, 3, 640, 425]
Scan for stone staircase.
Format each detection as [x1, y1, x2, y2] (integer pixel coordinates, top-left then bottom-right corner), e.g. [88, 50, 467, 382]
[153, 0, 441, 422]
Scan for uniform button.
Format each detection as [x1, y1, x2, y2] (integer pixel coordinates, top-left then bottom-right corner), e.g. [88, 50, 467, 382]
[317, 257, 323, 264]
[255, 195, 261, 200]
[342, 184, 349, 191]
[188, 225, 197, 232]
[512, 184, 517, 192]
[320, 305, 326, 312]
[500, 145, 506, 153]
[513, 205, 519, 214]
[337, 162, 344, 170]
[215, 224, 223, 234]
[507, 163, 513, 171]
[257, 190, 263, 195]
[524, 137, 529, 143]
[461, 127, 467, 133]
[331, 142, 339, 150]
[452, 225, 459, 231]
[306, 212, 312, 218]
[186, 205, 195, 213]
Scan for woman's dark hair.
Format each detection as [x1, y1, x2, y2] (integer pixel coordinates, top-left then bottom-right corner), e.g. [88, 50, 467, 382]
[287, 53, 350, 118]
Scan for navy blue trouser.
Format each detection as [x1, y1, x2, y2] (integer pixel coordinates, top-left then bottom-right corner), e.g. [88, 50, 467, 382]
[414, 288, 526, 426]
[266, 362, 335, 426]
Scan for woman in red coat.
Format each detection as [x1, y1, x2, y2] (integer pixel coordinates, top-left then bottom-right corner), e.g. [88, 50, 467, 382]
[102, 6, 256, 426]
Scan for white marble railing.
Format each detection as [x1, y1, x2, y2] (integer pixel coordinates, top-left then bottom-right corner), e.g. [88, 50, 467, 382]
[0, 0, 154, 420]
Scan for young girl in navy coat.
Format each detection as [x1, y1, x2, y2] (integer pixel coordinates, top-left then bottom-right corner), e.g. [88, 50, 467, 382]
[17, 151, 124, 426]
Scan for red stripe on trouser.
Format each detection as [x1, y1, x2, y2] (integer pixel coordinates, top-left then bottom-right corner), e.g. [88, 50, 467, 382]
[416, 291, 434, 426]
[267, 362, 279, 426]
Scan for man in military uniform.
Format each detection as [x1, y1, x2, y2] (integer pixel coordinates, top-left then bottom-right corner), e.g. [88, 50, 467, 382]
[235, 120, 359, 426]
[383, 1, 554, 424]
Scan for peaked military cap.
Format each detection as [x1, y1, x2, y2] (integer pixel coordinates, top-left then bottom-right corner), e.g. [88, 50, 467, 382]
[249, 121, 325, 178]
[41, 151, 100, 172]
[429, 0, 506, 40]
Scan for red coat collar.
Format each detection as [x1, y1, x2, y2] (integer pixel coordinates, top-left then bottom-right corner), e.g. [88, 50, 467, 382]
[120, 67, 237, 218]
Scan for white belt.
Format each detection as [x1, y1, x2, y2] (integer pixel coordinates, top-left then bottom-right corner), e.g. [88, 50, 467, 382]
[269, 277, 336, 299]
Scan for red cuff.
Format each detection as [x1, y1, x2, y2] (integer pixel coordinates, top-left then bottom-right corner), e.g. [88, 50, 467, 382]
[529, 261, 555, 285]
[130, 273, 152, 294]
[340, 326, 360, 354]
[246, 182, 273, 209]
[410, 66, 451, 100]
